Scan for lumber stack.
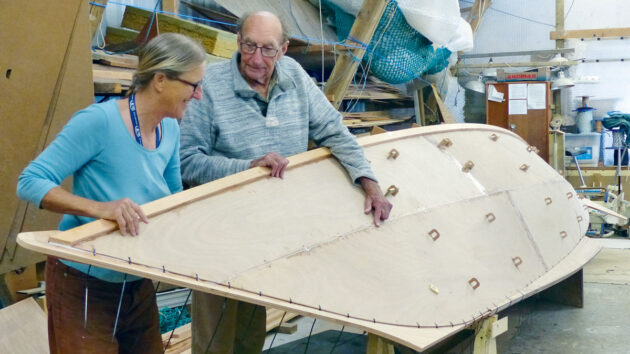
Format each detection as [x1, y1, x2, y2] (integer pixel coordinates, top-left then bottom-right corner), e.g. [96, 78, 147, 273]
[118, 6, 236, 58]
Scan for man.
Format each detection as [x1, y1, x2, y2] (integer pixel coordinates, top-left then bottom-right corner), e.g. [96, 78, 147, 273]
[180, 11, 393, 354]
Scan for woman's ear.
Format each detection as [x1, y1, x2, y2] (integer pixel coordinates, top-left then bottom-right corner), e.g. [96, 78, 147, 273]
[152, 72, 168, 93]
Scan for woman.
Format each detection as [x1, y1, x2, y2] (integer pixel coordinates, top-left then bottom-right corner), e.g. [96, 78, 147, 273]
[17, 33, 206, 353]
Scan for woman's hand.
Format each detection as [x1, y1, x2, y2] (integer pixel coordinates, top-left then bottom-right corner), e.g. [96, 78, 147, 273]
[40, 187, 149, 236]
[97, 198, 149, 236]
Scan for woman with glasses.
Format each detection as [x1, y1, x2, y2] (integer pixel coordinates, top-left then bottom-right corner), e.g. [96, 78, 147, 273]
[17, 33, 206, 353]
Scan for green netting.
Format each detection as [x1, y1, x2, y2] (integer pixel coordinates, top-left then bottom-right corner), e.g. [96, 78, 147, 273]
[324, 0, 451, 84]
[159, 306, 191, 334]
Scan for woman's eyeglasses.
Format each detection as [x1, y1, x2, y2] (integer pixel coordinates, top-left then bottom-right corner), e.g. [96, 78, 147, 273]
[172, 77, 201, 92]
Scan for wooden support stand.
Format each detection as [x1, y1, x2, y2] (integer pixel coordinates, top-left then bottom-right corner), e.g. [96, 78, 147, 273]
[538, 269, 584, 308]
[472, 315, 508, 354]
[366, 334, 395, 354]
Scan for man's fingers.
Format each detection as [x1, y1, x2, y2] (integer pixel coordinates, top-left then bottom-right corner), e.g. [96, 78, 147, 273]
[270, 160, 279, 177]
[380, 204, 392, 220]
[278, 160, 288, 179]
[364, 197, 372, 214]
[373, 207, 382, 227]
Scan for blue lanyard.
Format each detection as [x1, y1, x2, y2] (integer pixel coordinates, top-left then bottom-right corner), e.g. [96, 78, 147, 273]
[128, 94, 160, 148]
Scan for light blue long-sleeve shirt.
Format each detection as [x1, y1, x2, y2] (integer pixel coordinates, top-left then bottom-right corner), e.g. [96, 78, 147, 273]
[17, 99, 182, 282]
[179, 54, 376, 187]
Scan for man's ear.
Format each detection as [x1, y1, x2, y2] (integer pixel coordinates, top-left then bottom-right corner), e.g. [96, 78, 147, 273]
[277, 40, 289, 60]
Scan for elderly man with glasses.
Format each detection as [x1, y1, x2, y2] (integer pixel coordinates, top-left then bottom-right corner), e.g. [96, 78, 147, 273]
[179, 11, 392, 354]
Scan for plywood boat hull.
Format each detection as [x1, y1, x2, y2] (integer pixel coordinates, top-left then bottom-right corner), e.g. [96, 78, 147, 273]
[18, 124, 601, 351]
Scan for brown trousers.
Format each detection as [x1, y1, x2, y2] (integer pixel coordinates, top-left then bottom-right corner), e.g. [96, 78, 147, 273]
[46, 257, 163, 354]
[191, 291, 266, 354]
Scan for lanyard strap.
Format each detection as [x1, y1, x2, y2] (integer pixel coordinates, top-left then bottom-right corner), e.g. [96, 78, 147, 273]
[128, 94, 160, 148]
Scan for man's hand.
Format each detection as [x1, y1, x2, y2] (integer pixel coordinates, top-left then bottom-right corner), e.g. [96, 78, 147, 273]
[359, 177, 393, 227]
[250, 152, 289, 178]
[96, 198, 148, 236]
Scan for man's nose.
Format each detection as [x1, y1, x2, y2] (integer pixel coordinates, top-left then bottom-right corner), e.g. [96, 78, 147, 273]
[251, 48, 265, 63]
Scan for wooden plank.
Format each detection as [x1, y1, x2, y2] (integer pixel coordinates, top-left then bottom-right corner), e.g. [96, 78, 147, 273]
[89, 0, 108, 41]
[456, 60, 578, 69]
[93, 63, 134, 81]
[162, 0, 179, 15]
[277, 322, 298, 334]
[2, 265, 37, 303]
[343, 118, 410, 128]
[550, 27, 630, 40]
[459, 48, 574, 59]
[163, 323, 191, 354]
[324, 0, 387, 108]
[94, 82, 123, 94]
[266, 308, 299, 332]
[371, 126, 387, 135]
[344, 87, 410, 101]
[343, 111, 396, 121]
[467, 0, 492, 34]
[431, 84, 456, 124]
[105, 26, 139, 45]
[555, 0, 564, 49]
[92, 50, 138, 69]
[121, 5, 237, 58]
[0, 298, 48, 354]
[367, 334, 395, 354]
[180, 1, 238, 33]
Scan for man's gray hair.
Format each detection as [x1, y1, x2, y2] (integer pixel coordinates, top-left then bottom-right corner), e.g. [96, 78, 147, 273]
[237, 12, 290, 43]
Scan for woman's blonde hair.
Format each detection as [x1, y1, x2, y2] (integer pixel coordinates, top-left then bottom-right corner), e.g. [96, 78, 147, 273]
[131, 33, 206, 93]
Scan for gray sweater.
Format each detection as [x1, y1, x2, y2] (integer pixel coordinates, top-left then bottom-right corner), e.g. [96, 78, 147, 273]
[180, 54, 376, 187]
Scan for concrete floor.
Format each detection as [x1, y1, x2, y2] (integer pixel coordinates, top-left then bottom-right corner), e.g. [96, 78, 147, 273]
[264, 238, 630, 353]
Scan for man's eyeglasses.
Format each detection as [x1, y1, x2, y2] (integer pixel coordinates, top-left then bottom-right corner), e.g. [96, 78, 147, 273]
[172, 77, 202, 92]
[240, 42, 280, 58]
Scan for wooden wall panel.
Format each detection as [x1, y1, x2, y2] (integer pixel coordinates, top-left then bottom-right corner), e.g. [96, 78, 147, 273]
[0, 0, 94, 271]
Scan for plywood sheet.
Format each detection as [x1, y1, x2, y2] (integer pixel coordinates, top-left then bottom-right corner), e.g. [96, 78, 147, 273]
[18, 124, 601, 351]
[0, 297, 48, 354]
[0, 0, 94, 268]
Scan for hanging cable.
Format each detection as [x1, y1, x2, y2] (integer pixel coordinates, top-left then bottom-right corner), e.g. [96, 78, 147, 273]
[329, 325, 345, 353]
[83, 265, 92, 329]
[318, 0, 325, 90]
[304, 318, 317, 353]
[111, 273, 128, 342]
[163, 288, 193, 353]
[267, 311, 287, 353]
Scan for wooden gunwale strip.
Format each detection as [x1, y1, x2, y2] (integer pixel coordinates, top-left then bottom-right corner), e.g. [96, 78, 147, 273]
[49, 124, 524, 246]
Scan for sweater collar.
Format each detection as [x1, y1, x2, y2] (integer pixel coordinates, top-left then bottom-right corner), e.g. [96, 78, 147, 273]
[231, 53, 296, 99]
